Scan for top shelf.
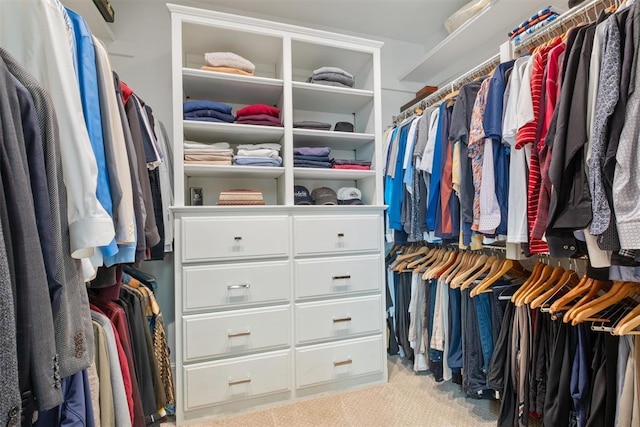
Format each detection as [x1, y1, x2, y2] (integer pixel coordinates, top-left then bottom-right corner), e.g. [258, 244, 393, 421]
[399, 0, 567, 84]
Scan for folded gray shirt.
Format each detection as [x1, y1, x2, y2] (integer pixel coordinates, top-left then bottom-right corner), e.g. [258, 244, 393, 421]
[313, 66, 354, 79]
[293, 146, 331, 156]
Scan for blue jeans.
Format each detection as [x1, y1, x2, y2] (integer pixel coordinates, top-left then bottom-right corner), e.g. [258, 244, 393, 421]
[475, 293, 494, 375]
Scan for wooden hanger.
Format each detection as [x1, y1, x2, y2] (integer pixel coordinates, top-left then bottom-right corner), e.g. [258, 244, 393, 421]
[562, 280, 604, 323]
[530, 270, 578, 310]
[443, 251, 470, 285]
[451, 254, 487, 289]
[472, 259, 527, 297]
[420, 249, 446, 278]
[424, 250, 456, 279]
[549, 274, 592, 314]
[406, 247, 434, 269]
[469, 257, 504, 297]
[510, 261, 544, 303]
[613, 302, 640, 335]
[571, 282, 640, 325]
[414, 247, 442, 274]
[516, 264, 559, 306]
[460, 256, 499, 291]
[522, 265, 566, 305]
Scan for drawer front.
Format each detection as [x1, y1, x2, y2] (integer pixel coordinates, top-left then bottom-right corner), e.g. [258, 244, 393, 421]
[295, 255, 381, 299]
[183, 306, 290, 362]
[184, 350, 290, 410]
[183, 261, 290, 312]
[182, 216, 289, 262]
[293, 215, 381, 256]
[295, 296, 382, 344]
[295, 336, 383, 388]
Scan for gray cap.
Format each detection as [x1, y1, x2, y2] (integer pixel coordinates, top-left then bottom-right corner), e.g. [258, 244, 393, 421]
[311, 187, 337, 205]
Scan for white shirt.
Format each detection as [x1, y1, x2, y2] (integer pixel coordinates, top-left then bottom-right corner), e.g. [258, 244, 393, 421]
[418, 108, 440, 172]
[505, 57, 530, 243]
[0, 0, 115, 260]
[478, 138, 500, 234]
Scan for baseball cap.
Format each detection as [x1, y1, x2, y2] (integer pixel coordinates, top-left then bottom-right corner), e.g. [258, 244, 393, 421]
[337, 187, 364, 205]
[311, 187, 338, 205]
[334, 121, 354, 132]
[294, 185, 312, 205]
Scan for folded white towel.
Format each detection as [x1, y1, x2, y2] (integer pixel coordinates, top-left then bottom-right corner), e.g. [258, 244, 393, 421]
[236, 143, 282, 151]
[236, 148, 280, 158]
[312, 66, 354, 79]
[204, 52, 256, 73]
[183, 141, 230, 150]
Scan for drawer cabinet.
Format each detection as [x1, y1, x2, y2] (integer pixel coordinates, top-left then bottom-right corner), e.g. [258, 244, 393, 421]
[183, 306, 290, 362]
[295, 255, 381, 299]
[184, 350, 291, 410]
[293, 215, 381, 256]
[183, 261, 290, 312]
[295, 336, 383, 388]
[295, 296, 382, 344]
[182, 216, 289, 262]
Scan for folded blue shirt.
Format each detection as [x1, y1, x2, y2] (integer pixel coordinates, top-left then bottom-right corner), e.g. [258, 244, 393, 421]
[184, 109, 235, 123]
[233, 156, 283, 166]
[183, 100, 232, 115]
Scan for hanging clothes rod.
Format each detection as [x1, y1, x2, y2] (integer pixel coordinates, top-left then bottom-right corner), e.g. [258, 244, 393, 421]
[393, 0, 619, 125]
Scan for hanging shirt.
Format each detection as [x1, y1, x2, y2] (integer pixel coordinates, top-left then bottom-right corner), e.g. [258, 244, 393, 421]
[426, 103, 447, 232]
[504, 56, 531, 244]
[468, 78, 492, 231]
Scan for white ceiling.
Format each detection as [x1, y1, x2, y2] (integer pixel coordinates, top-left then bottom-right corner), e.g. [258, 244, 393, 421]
[184, 0, 470, 45]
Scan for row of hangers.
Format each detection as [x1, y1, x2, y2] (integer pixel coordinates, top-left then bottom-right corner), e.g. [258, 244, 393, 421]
[389, 244, 527, 296]
[388, 243, 640, 335]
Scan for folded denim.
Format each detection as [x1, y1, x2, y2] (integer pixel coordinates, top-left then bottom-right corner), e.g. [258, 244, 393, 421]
[184, 109, 234, 123]
[294, 160, 333, 168]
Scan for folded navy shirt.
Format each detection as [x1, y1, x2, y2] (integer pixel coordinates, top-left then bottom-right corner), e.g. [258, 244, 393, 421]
[293, 146, 331, 156]
[183, 109, 235, 123]
[184, 99, 232, 115]
[293, 154, 331, 162]
[294, 159, 333, 168]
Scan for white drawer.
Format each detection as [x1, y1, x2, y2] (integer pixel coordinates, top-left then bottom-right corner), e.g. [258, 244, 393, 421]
[293, 215, 381, 256]
[182, 216, 289, 262]
[184, 350, 290, 410]
[295, 336, 383, 388]
[183, 306, 290, 362]
[183, 261, 290, 312]
[295, 255, 381, 299]
[295, 296, 382, 344]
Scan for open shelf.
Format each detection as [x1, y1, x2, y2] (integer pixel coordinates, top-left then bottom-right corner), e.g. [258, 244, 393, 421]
[184, 164, 285, 179]
[293, 128, 374, 150]
[399, 0, 567, 85]
[292, 82, 373, 114]
[183, 68, 283, 106]
[294, 167, 375, 180]
[183, 120, 284, 143]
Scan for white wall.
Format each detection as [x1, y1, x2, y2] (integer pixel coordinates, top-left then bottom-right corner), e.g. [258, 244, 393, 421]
[108, 0, 426, 359]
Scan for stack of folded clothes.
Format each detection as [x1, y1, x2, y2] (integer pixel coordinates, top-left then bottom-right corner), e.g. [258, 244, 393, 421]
[294, 147, 332, 168]
[201, 52, 256, 76]
[235, 104, 283, 127]
[183, 141, 234, 165]
[183, 100, 234, 123]
[293, 120, 332, 131]
[307, 66, 355, 88]
[508, 7, 560, 41]
[331, 159, 371, 170]
[233, 143, 283, 167]
[217, 189, 265, 206]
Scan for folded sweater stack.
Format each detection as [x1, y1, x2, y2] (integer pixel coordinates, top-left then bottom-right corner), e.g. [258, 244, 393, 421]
[183, 141, 234, 165]
[332, 158, 371, 170]
[307, 66, 355, 88]
[236, 104, 283, 127]
[201, 52, 256, 76]
[233, 143, 283, 167]
[217, 189, 265, 206]
[183, 100, 234, 123]
[294, 146, 332, 168]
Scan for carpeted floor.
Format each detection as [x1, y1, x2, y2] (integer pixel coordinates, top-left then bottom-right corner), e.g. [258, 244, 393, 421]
[163, 355, 527, 426]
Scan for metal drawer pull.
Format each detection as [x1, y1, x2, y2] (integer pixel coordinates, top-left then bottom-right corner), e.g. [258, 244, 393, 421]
[332, 275, 351, 280]
[228, 283, 251, 290]
[228, 377, 252, 386]
[228, 330, 251, 338]
[234, 236, 242, 241]
[333, 359, 352, 367]
[337, 233, 345, 237]
[333, 317, 352, 323]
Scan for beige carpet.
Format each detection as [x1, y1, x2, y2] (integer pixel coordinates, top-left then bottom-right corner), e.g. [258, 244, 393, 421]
[163, 355, 527, 426]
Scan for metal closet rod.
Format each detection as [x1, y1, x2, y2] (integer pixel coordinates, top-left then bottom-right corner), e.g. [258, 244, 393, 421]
[393, 0, 618, 125]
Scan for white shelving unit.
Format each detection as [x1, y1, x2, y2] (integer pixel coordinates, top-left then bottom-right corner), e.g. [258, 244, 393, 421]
[168, 4, 387, 425]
